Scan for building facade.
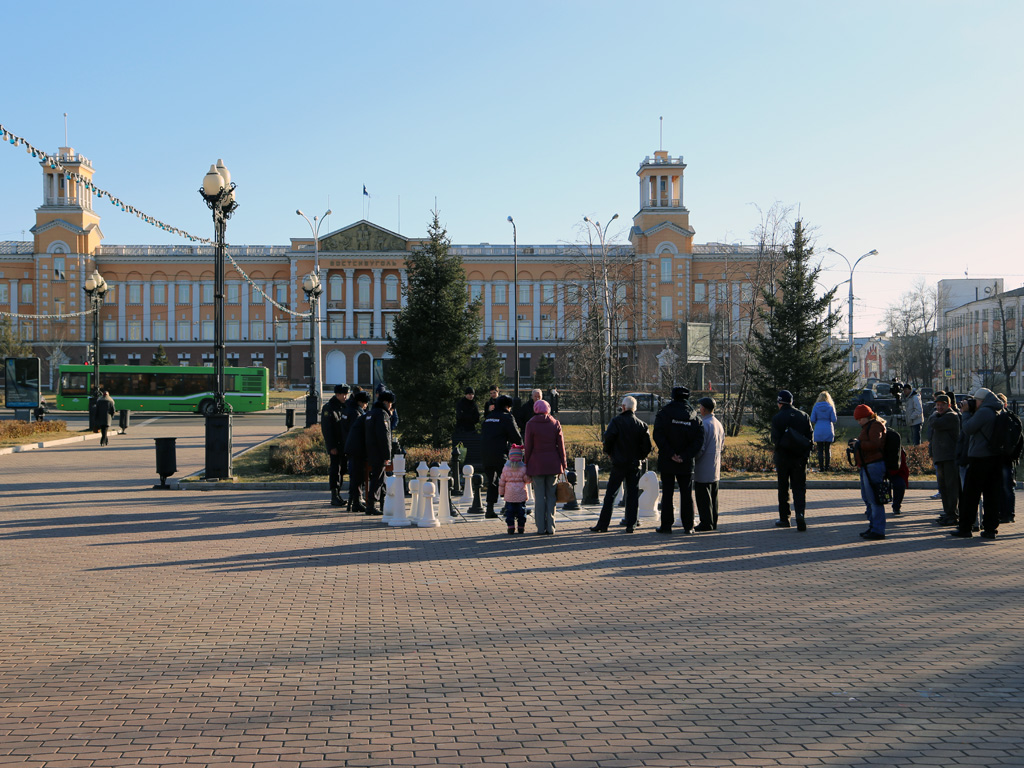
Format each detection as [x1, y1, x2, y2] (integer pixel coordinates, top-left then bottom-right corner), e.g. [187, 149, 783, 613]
[1, 147, 768, 391]
[944, 286, 1024, 396]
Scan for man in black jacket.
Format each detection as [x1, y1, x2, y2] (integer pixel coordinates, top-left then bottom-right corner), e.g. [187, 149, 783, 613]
[770, 390, 814, 531]
[455, 387, 480, 433]
[652, 386, 703, 534]
[592, 396, 653, 534]
[515, 388, 543, 432]
[343, 390, 370, 512]
[363, 390, 395, 515]
[320, 384, 350, 508]
[480, 395, 523, 517]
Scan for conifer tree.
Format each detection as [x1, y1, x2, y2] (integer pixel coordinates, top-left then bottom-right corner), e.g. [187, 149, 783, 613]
[749, 220, 855, 434]
[151, 344, 169, 365]
[387, 211, 482, 446]
[468, 337, 503, 395]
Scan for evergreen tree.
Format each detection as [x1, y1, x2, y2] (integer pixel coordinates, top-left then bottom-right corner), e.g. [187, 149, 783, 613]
[468, 337, 503, 395]
[533, 354, 555, 393]
[387, 211, 483, 446]
[749, 220, 855, 435]
[0, 316, 33, 358]
[151, 344, 169, 365]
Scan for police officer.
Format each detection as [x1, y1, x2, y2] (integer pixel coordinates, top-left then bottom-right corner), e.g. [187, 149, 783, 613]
[320, 384, 350, 508]
[480, 395, 522, 517]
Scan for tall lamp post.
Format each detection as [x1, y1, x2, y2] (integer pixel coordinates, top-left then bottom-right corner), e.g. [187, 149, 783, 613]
[302, 272, 323, 425]
[199, 159, 237, 480]
[827, 247, 877, 380]
[296, 208, 331, 426]
[83, 268, 108, 429]
[506, 216, 519, 402]
[583, 213, 618, 431]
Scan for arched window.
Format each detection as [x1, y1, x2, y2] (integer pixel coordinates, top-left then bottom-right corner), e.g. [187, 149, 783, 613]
[385, 275, 399, 302]
[329, 274, 343, 301]
[357, 275, 371, 307]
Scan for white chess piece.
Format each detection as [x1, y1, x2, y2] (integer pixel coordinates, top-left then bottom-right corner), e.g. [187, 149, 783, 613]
[637, 470, 660, 519]
[419, 480, 439, 528]
[460, 465, 475, 506]
[574, 457, 586, 498]
[437, 462, 452, 524]
[387, 475, 412, 527]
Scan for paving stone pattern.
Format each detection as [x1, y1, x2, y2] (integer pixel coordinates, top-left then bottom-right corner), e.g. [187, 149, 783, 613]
[2, 414, 1023, 767]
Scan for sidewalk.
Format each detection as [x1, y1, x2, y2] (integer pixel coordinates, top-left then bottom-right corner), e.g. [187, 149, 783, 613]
[2, 420, 1023, 767]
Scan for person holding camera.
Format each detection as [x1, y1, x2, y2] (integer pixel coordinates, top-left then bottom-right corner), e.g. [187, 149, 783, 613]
[851, 404, 889, 540]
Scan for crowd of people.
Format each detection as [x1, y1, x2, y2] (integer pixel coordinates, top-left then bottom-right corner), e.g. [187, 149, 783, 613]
[321, 379, 1021, 542]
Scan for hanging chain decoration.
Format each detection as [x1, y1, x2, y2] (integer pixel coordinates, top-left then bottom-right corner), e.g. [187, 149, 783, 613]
[1, 122, 313, 320]
[0, 307, 98, 320]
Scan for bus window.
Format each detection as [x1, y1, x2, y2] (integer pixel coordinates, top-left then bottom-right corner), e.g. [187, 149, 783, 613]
[60, 372, 89, 395]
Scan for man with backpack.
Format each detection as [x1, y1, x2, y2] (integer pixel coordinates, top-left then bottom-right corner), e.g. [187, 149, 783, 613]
[952, 388, 1006, 539]
[770, 390, 814, 531]
[652, 386, 704, 534]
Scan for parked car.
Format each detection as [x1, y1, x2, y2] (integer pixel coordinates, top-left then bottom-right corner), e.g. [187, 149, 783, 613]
[624, 392, 663, 413]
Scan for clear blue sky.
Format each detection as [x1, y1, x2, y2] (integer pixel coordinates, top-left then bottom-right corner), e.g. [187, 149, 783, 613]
[2, 0, 1021, 335]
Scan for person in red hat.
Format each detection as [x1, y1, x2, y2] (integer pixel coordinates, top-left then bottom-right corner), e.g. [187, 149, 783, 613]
[852, 404, 888, 540]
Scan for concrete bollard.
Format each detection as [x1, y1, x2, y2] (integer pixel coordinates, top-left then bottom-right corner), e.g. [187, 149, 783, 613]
[637, 470, 660, 520]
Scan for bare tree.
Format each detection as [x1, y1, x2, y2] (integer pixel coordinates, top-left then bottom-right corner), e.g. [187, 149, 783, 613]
[884, 280, 940, 386]
[995, 291, 1024, 397]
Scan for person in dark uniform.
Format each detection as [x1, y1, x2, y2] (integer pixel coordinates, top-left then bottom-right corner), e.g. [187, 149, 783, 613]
[320, 384, 350, 508]
[455, 387, 480, 433]
[479, 395, 522, 518]
[343, 390, 371, 512]
[591, 396, 653, 534]
[363, 390, 395, 515]
[770, 390, 814, 531]
[652, 386, 703, 534]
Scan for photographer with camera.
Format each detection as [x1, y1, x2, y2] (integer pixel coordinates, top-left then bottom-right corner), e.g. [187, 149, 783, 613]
[851, 404, 889, 541]
[952, 388, 1005, 539]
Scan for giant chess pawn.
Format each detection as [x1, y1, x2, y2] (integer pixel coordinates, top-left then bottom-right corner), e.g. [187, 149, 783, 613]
[387, 475, 412, 527]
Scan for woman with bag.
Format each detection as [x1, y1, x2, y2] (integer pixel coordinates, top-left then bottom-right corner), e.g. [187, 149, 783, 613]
[523, 399, 566, 535]
[810, 391, 838, 472]
[852, 404, 888, 540]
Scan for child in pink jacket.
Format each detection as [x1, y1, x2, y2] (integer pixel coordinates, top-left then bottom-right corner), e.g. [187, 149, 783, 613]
[498, 444, 529, 535]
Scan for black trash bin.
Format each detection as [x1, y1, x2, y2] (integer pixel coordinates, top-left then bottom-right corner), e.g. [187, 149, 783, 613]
[285, 408, 295, 429]
[118, 409, 131, 434]
[154, 437, 177, 489]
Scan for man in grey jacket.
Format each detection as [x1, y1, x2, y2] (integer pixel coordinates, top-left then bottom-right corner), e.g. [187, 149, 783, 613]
[952, 388, 1003, 539]
[903, 384, 924, 446]
[693, 397, 725, 532]
[927, 394, 960, 526]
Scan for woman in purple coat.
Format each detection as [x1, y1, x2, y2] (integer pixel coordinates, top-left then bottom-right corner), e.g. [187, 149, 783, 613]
[523, 399, 567, 535]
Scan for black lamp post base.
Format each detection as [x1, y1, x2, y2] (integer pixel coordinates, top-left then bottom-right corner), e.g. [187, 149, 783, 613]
[204, 413, 233, 480]
[305, 394, 320, 429]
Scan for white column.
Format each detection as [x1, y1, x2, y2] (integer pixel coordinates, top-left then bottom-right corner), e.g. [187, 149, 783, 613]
[556, 283, 565, 338]
[372, 268, 383, 337]
[532, 281, 541, 340]
[117, 284, 127, 340]
[192, 284, 200, 341]
[483, 283, 492, 338]
[345, 269, 355, 337]
[142, 283, 150, 340]
[264, 284, 274, 342]
[241, 282, 250, 339]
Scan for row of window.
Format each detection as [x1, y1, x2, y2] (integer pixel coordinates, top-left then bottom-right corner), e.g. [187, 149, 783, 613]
[100, 315, 399, 342]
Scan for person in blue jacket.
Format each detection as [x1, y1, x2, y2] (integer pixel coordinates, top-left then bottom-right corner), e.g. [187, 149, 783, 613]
[810, 391, 838, 472]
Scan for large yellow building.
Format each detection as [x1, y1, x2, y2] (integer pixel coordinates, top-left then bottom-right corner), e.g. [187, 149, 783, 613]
[1, 148, 764, 390]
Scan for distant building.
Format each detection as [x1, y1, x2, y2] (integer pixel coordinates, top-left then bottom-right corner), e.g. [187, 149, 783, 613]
[1, 147, 771, 391]
[943, 285, 1024, 396]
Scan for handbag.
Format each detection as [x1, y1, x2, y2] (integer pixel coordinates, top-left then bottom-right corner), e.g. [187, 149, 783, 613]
[554, 475, 574, 503]
[873, 475, 893, 505]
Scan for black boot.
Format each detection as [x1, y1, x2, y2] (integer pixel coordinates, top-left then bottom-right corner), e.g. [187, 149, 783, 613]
[795, 513, 807, 532]
[331, 490, 345, 508]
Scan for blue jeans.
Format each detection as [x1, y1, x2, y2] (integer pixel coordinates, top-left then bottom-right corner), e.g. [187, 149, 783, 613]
[859, 460, 887, 534]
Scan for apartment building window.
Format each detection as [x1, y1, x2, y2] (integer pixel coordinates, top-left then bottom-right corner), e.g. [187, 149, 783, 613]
[329, 274, 343, 301]
[53, 257, 65, 279]
[177, 320, 191, 340]
[517, 283, 530, 305]
[177, 284, 190, 303]
[21, 283, 32, 303]
[494, 318, 507, 340]
[301, 321, 311, 339]
[275, 284, 288, 306]
[227, 284, 240, 304]
[694, 282, 707, 303]
[127, 321, 142, 341]
[740, 282, 753, 302]
[0, 285, 8, 304]
[127, 353, 141, 366]
[152, 284, 166, 304]
[542, 282, 555, 304]
[128, 284, 141, 304]
[385, 275, 399, 302]
[660, 257, 672, 283]
[661, 296, 672, 320]
[541, 317, 555, 339]
[177, 353, 191, 365]
[517, 318, 532, 339]
[251, 352, 264, 367]
[494, 284, 507, 304]
[330, 317, 345, 338]
[227, 353, 240, 366]
[470, 284, 482, 302]
[356, 315, 371, 338]
[251, 320, 265, 341]
[357, 276, 371, 307]
[103, 320, 116, 340]
[227, 320, 240, 340]
[276, 355, 288, 378]
[202, 320, 214, 341]
[202, 283, 214, 304]
[717, 282, 728, 302]
[152, 320, 167, 341]
[384, 314, 396, 337]
[202, 353, 214, 367]
[615, 284, 627, 302]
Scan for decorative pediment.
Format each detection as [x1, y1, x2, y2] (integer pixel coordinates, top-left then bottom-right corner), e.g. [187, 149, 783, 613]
[320, 221, 407, 252]
[638, 221, 696, 238]
[30, 218, 89, 236]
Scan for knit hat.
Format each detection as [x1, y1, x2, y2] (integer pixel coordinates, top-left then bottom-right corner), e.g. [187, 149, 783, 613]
[508, 444, 524, 462]
[671, 386, 690, 400]
[377, 390, 395, 403]
[534, 399, 551, 414]
[934, 394, 950, 404]
[777, 390, 793, 404]
[853, 404, 875, 420]
[496, 395, 513, 410]
[698, 396, 716, 411]
[464, 386, 475, 395]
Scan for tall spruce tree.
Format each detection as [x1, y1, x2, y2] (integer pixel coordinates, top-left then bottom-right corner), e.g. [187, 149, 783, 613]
[749, 220, 855, 434]
[468, 337, 503, 395]
[387, 211, 482, 447]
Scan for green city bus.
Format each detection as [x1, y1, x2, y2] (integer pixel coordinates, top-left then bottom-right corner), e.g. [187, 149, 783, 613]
[56, 364, 269, 415]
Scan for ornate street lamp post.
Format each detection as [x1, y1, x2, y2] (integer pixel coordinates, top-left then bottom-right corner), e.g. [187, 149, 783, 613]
[827, 246, 878, 380]
[302, 272, 323, 425]
[297, 208, 331, 426]
[507, 216, 519, 402]
[83, 268, 107, 429]
[199, 160, 237, 479]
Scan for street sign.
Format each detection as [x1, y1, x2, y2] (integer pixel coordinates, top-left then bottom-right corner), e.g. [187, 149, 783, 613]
[944, 368, 953, 379]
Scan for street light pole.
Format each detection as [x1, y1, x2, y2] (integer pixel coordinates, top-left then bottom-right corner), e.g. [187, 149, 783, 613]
[583, 213, 619, 430]
[199, 160, 238, 480]
[507, 216, 519, 402]
[827, 246, 878, 380]
[302, 272, 323, 425]
[297, 209, 332, 427]
[83, 269, 107, 428]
